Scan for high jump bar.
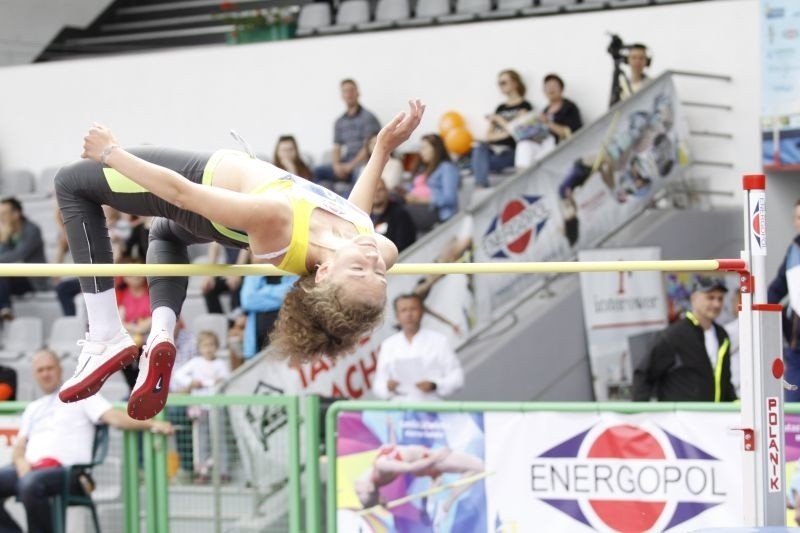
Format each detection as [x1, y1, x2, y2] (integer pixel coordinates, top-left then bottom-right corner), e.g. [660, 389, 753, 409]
[0, 259, 746, 277]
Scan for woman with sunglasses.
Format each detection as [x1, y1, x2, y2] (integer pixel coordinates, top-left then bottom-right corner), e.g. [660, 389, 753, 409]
[470, 69, 532, 188]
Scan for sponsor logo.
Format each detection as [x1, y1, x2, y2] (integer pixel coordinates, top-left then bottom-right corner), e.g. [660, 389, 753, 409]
[482, 195, 549, 258]
[766, 397, 782, 492]
[751, 195, 766, 253]
[530, 424, 726, 532]
[153, 375, 163, 393]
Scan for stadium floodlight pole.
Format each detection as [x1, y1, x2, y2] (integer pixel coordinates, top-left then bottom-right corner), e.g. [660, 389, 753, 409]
[738, 174, 785, 525]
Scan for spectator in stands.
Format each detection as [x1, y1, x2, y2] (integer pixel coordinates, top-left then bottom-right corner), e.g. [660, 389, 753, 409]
[373, 294, 464, 401]
[768, 198, 800, 401]
[540, 74, 583, 144]
[397, 134, 460, 232]
[612, 43, 651, 106]
[371, 178, 416, 253]
[314, 79, 381, 195]
[470, 70, 533, 188]
[272, 135, 314, 181]
[200, 242, 246, 316]
[173, 331, 230, 483]
[516, 73, 584, 168]
[364, 134, 404, 191]
[0, 197, 47, 320]
[124, 215, 151, 260]
[239, 264, 297, 359]
[633, 277, 736, 402]
[117, 270, 151, 349]
[0, 349, 172, 533]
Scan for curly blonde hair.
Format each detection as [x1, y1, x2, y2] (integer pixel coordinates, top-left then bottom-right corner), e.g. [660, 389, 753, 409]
[269, 275, 385, 363]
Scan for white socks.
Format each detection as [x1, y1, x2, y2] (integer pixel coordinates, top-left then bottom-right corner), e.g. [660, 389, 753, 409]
[146, 307, 177, 347]
[85, 289, 124, 341]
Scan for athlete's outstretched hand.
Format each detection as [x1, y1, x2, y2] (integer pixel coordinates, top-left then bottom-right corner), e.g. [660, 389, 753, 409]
[376, 99, 425, 155]
[81, 123, 119, 163]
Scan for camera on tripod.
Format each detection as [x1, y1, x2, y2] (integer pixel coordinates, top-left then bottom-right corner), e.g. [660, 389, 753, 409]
[607, 33, 631, 64]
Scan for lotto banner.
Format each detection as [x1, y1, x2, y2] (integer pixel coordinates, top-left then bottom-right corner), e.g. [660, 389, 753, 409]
[578, 247, 668, 401]
[336, 410, 744, 533]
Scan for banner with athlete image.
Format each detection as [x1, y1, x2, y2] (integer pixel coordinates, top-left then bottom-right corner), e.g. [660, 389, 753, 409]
[471, 74, 690, 321]
[578, 247, 668, 401]
[336, 410, 487, 533]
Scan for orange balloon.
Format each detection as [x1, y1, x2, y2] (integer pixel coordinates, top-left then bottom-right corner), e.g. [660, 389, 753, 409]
[439, 111, 465, 137]
[444, 127, 473, 156]
[0, 383, 14, 401]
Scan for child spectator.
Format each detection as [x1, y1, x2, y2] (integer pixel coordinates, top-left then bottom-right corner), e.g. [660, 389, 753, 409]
[173, 330, 231, 483]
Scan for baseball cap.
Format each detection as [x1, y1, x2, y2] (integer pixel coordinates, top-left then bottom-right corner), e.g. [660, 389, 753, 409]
[692, 276, 728, 294]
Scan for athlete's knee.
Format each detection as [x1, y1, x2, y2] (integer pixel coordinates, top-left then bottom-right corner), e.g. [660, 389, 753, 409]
[53, 160, 92, 197]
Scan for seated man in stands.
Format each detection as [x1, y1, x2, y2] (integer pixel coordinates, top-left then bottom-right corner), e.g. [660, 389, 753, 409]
[0, 197, 47, 320]
[0, 349, 172, 533]
[373, 294, 464, 401]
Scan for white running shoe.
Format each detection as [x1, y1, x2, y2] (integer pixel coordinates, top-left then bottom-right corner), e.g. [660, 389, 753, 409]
[127, 329, 175, 420]
[59, 329, 139, 403]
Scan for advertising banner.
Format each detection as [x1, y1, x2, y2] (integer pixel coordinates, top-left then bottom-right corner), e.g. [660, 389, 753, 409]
[337, 410, 744, 533]
[578, 247, 668, 401]
[761, 0, 800, 168]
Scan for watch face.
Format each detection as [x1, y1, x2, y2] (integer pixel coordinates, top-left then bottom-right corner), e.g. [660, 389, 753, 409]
[337, 509, 372, 532]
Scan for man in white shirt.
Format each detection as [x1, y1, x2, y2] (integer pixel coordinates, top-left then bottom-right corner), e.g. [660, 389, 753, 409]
[0, 349, 172, 533]
[373, 294, 464, 401]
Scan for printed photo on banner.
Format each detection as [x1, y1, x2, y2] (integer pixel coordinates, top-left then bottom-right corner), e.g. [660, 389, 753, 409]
[336, 410, 487, 533]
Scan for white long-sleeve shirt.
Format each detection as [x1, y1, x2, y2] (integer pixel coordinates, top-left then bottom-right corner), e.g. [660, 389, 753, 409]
[373, 328, 464, 401]
[173, 357, 230, 396]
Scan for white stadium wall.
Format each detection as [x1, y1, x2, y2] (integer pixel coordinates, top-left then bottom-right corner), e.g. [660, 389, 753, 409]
[0, 0, 759, 205]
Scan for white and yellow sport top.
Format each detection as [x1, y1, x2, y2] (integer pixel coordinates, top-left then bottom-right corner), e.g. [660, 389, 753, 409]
[204, 150, 374, 276]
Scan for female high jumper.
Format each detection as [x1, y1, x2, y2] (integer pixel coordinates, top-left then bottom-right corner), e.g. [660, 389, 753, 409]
[55, 100, 425, 419]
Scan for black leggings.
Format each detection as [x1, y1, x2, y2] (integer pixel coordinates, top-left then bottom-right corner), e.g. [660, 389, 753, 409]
[54, 147, 246, 315]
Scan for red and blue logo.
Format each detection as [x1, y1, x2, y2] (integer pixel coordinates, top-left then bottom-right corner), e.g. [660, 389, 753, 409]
[482, 195, 549, 258]
[751, 197, 766, 252]
[531, 424, 726, 532]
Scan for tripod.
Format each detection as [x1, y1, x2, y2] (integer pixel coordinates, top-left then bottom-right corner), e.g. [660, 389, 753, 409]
[608, 56, 631, 108]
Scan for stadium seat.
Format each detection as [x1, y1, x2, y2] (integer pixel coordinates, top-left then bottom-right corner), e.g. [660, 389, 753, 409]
[37, 166, 60, 197]
[0, 316, 43, 361]
[0, 170, 36, 196]
[566, 0, 606, 11]
[440, 0, 492, 23]
[398, 0, 450, 26]
[357, 0, 411, 31]
[609, 0, 651, 7]
[480, 0, 534, 19]
[295, 3, 332, 36]
[47, 315, 87, 359]
[318, 0, 371, 34]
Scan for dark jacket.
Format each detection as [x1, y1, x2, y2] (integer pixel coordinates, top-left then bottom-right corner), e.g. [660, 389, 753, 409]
[768, 236, 800, 348]
[633, 312, 736, 402]
[0, 218, 48, 290]
[372, 201, 417, 253]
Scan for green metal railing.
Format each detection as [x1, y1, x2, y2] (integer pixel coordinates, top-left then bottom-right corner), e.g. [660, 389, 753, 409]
[7, 397, 800, 532]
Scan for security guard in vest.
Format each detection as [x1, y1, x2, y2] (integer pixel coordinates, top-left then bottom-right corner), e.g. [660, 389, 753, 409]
[633, 276, 737, 402]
